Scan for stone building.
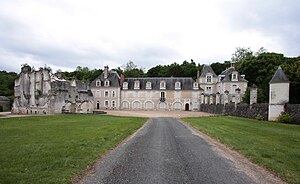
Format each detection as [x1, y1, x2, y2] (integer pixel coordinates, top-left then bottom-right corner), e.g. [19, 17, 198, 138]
[0, 96, 10, 112]
[12, 64, 248, 114]
[199, 65, 248, 105]
[12, 64, 93, 114]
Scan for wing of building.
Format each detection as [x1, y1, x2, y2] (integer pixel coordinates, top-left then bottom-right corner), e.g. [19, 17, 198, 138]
[12, 64, 248, 114]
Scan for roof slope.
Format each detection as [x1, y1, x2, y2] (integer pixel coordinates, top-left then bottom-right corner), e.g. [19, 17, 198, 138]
[220, 67, 248, 82]
[91, 71, 120, 87]
[269, 66, 289, 83]
[124, 77, 201, 90]
[200, 65, 217, 77]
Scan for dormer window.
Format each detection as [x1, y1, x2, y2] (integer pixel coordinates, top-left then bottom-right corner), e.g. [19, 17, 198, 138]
[104, 80, 110, 87]
[175, 82, 181, 90]
[160, 80, 166, 89]
[206, 75, 212, 83]
[193, 82, 198, 90]
[134, 80, 140, 90]
[96, 80, 101, 87]
[123, 82, 128, 89]
[231, 72, 238, 81]
[146, 81, 152, 89]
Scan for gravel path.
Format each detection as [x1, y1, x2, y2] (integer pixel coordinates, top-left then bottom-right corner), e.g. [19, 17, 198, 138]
[79, 118, 284, 184]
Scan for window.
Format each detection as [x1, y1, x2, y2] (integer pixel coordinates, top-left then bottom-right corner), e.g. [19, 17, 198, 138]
[146, 81, 152, 89]
[134, 81, 140, 89]
[175, 82, 181, 90]
[112, 91, 116, 98]
[206, 76, 212, 83]
[160, 81, 166, 89]
[112, 100, 116, 107]
[123, 82, 128, 89]
[105, 100, 109, 107]
[96, 90, 100, 97]
[96, 80, 101, 87]
[193, 82, 198, 89]
[206, 86, 212, 93]
[160, 91, 165, 98]
[232, 74, 237, 80]
[232, 85, 237, 94]
[160, 91, 165, 102]
[104, 80, 110, 87]
[105, 91, 109, 97]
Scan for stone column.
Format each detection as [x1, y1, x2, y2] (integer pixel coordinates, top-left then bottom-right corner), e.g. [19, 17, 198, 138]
[200, 93, 204, 104]
[216, 92, 220, 105]
[250, 84, 257, 105]
[235, 88, 241, 105]
[224, 90, 229, 105]
[204, 95, 209, 104]
[209, 94, 214, 105]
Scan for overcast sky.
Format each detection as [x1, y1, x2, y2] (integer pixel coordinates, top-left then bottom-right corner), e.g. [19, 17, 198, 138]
[0, 0, 299, 73]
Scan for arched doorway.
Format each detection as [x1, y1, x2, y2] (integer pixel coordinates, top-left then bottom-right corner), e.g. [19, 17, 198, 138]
[185, 103, 189, 111]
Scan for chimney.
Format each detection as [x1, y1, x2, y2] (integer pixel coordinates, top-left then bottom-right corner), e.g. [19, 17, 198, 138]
[104, 65, 109, 79]
[120, 73, 124, 86]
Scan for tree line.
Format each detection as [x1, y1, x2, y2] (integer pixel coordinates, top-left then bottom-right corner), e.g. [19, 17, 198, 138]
[0, 47, 299, 104]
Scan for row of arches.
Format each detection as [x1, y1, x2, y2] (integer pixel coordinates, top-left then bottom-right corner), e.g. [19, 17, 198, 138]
[121, 100, 190, 111]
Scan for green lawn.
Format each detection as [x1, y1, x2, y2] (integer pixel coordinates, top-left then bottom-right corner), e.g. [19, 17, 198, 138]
[183, 116, 300, 184]
[0, 114, 146, 184]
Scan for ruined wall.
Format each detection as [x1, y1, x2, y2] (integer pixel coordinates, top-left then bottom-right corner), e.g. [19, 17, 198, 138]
[12, 65, 94, 114]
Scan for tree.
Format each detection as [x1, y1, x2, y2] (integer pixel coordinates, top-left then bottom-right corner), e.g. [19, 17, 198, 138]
[231, 47, 253, 64]
[122, 61, 145, 77]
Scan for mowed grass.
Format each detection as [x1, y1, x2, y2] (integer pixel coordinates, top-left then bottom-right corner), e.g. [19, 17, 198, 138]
[0, 115, 146, 184]
[183, 116, 300, 184]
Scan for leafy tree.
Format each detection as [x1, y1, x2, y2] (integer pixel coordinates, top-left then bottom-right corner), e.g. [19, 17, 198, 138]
[64, 66, 102, 81]
[122, 61, 145, 78]
[210, 61, 231, 75]
[0, 71, 18, 102]
[231, 47, 253, 64]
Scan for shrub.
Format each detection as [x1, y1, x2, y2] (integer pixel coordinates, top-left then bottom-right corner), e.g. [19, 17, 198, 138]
[277, 113, 293, 124]
[255, 114, 264, 121]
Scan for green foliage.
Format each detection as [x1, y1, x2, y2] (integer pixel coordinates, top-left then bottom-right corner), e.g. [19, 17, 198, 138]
[64, 66, 102, 81]
[0, 71, 18, 101]
[231, 47, 253, 64]
[121, 61, 146, 77]
[146, 60, 202, 79]
[183, 116, 300, 184]
[282, 58, 300, 104]
[255, 114, 264, 121]
[0, 115, 146, 183]
[237, 52, 287, 102]
[277, 113, 293, 124]
[210, 61, 231, 75]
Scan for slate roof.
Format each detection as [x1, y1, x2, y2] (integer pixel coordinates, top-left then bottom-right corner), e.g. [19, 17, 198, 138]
[219, 67, 248, 82]
[91, 71, 120, 87]
[0, 96, 9, 101]
[200, 65, 217, 77]
[124, 77, 201, 90]
[269, 66, 289, 83]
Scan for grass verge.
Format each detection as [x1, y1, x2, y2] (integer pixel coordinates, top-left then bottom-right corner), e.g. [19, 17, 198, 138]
[183, 116, 300, 184]
[0, 114, 146, 183]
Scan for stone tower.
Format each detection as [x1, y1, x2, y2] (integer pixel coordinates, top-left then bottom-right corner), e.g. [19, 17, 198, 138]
[250, 84, 257, 105]
[268, 66, 290, 121]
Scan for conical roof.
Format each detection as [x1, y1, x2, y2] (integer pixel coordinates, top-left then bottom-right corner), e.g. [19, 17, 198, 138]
[269, 66, 289, 84]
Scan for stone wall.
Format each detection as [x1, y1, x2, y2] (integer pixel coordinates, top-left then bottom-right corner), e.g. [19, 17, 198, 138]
[200, 103, 269, 120]
[285, 104, 300, 123]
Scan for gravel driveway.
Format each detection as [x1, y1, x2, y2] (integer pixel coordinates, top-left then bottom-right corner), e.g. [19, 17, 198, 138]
[79, 118, 284, 184]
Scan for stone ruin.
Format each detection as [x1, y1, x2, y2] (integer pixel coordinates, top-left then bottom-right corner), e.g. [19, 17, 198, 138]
[12, 64, 93, 114]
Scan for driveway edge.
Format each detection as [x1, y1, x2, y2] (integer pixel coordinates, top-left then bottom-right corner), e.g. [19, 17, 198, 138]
[179, 119, 287, 184]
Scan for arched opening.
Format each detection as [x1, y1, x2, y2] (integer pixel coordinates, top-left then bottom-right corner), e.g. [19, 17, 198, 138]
[185, 103, 189, 111]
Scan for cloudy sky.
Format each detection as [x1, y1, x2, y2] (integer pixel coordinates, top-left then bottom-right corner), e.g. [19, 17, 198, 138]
[0, 0, 299, 73]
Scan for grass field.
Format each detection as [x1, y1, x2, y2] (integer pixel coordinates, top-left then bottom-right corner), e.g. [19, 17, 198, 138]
[0, 114, 146, 184]
[183, 116, 300, 184]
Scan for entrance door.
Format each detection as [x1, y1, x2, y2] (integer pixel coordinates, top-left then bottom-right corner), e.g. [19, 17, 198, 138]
[185, 103, 189, 111]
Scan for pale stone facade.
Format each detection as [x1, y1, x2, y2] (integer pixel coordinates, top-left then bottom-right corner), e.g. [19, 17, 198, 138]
[268, 66, 290, 121]
[12, 64, 248, 114]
